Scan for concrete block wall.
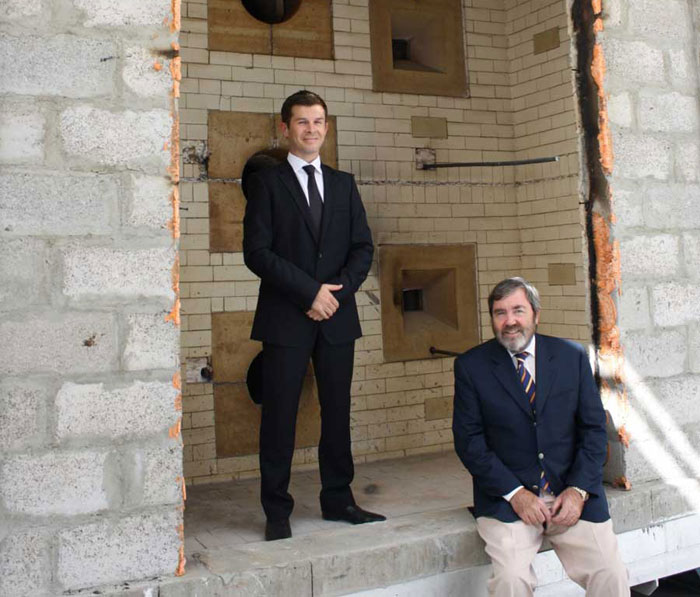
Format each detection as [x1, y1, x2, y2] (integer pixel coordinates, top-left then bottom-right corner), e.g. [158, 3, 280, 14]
[0, 1, 183, 595]
[601, 0, 700, 484]
[179, 0, 589, 484]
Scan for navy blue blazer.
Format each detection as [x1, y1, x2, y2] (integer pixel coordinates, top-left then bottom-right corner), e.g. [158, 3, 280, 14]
[243, 161, 373, 347]
[452, 334, 610, 523]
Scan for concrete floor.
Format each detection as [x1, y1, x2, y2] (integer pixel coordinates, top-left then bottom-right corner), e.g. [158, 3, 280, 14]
[184, 450, 472, 555]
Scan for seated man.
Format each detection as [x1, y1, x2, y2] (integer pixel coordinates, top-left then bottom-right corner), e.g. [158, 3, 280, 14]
[452, 277, 628, 596]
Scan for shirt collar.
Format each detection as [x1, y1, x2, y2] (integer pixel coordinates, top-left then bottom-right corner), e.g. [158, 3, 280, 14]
[508, 335, 536, 359]
[287, 152, 322, 174]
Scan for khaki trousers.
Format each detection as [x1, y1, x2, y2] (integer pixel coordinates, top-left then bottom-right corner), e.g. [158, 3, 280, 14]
[476, 503, 629, 596]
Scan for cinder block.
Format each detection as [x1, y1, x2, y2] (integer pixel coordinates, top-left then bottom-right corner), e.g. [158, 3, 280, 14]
[123, 46, 173, 98]
[0, 34, 114, 97]
[123, 312, 179, 371]
[683, 233, 700, 278]
[0, 378, 47, 452]
[612, 185, 645, 229]
[612, 131, 671, 181]
[138, 444, 183, 506]
[0, 312, 117, 375]
[0, 237, 48, 309]
[0, 529, 50, 597]
[128, 175, 172, 230]
[0, 172, 115, 235]
[629, 0, 690, 39]
[57, 511, 181, 591]
[0, 451, 109, 515]
[652, 282, 700, 327]
[638, 91, 698, 133]
[668, 48, 695, 89]
[62, 246, 175, 300]
[56, 380, 179, 440]
[0, 105, 44, 164]
[60, 106, 171, 169]
[73, 0, 171, 27]
[618, 286, 651, 331]
[606, 92, 633, 128]
[623, 328, 686, 378]
[648, 375, 700, 424]
[620, 234, 679, 278]
[645, 183, 700, 229]
[0, 0, 41, 19]
[602, 39, 664, 84]
[676, 143, 699, 182]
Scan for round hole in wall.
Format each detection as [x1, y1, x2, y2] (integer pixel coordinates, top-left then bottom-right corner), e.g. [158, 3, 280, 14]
[241, 0, 302, 24]
[241, 149, 286, 199]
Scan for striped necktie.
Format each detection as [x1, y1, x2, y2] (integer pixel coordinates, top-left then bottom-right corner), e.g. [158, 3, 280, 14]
[514, 352, 550, 494]
[514, 352, 535, 406]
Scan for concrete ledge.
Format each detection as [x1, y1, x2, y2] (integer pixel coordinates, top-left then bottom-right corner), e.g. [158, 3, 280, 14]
[72, 479, 700, 597]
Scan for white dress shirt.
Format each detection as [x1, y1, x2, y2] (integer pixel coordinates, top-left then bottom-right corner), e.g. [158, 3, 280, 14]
[287, 153, 324, 205]
[502, 335, 536, 502]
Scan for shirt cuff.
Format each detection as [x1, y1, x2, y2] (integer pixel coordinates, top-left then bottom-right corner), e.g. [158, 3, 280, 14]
[503, 485, 524, 502]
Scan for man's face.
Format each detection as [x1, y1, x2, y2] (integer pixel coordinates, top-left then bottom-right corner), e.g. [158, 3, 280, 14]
[282, 104, 328, 161]
[491, 288, 540, 353]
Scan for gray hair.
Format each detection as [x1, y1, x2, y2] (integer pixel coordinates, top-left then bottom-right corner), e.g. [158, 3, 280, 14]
[488, 277, 541, 316]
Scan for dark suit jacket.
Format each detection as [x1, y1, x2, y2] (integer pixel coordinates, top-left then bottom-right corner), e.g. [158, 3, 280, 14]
[243, 160, 373, 347]
[452, 334, 610, 523]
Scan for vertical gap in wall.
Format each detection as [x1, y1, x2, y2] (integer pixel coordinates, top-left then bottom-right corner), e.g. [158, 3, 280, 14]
[571, 0, 607, 367]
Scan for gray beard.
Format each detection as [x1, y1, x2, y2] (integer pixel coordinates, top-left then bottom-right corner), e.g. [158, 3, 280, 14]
[496, 329, 533, 353]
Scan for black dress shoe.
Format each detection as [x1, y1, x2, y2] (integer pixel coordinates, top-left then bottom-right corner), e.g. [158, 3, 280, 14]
[265, 519, 291, 541]
[322, 505, 386, 525]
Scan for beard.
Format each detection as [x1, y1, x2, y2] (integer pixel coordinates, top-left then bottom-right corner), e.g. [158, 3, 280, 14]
[494, 324, 535, 353]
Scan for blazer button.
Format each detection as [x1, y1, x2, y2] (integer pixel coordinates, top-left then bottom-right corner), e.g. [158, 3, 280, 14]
[532, 485, 539, 492]
[318, 252, 323, 259]
[538, 452, 544, 460]
[533, 421, 537, 426]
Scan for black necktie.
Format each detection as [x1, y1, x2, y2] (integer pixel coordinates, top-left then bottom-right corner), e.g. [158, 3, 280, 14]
[303, 164, 323, 235]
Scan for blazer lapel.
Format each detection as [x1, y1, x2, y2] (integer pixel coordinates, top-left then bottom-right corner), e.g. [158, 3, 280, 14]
[490, 342, 533, 419]
[535, 334, 557, 415]
[278, 161, 319, 243]
[319, 165, 334, 245]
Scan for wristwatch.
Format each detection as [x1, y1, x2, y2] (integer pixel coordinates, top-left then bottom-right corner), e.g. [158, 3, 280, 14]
[570, 486, 589, 501]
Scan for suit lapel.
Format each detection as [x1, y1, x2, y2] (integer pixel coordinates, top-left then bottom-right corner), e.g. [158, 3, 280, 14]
[319, 165, 334, 245]
[489, 342, 533, 419]
[535, 334, 557, 415]
[278, 161, 319, 244]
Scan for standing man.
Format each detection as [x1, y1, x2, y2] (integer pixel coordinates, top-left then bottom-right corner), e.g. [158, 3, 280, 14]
[243, 90, 385, 541]
[452, 277, 628, 596]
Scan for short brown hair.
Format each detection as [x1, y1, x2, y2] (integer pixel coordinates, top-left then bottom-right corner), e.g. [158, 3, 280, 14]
[281, 90, 328, 125]
[488, 277, 541, 316]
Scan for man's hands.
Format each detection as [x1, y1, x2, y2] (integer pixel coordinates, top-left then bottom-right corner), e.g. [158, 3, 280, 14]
[550, 487, 585, 527]
[306, 283, 343, 321]
[510, 488, 552, 526]
[511, 487, 585, 527]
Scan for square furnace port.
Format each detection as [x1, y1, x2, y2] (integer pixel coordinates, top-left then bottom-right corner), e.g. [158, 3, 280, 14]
[369, 0, 467, 97]
[380, 245, 479, 362]
[391, 12, 444, 73]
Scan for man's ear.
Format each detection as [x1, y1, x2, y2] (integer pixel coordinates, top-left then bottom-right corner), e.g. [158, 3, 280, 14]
[280, 121, 289, 138]
[535, 310, 540, 325]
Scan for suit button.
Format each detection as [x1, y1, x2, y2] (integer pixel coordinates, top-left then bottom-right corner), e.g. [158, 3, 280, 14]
[538, 452, 544, 460]
[532, 485, 539, 492]
[533, 421, 537, 426]
[318, 252, 322, 259]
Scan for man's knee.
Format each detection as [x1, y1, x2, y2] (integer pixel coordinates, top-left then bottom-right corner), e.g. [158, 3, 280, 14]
[567, 560, 628, 596]
[489, 566, 535, 596]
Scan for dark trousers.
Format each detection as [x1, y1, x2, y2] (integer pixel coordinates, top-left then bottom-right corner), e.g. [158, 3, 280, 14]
[259, 334, 356, 522]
